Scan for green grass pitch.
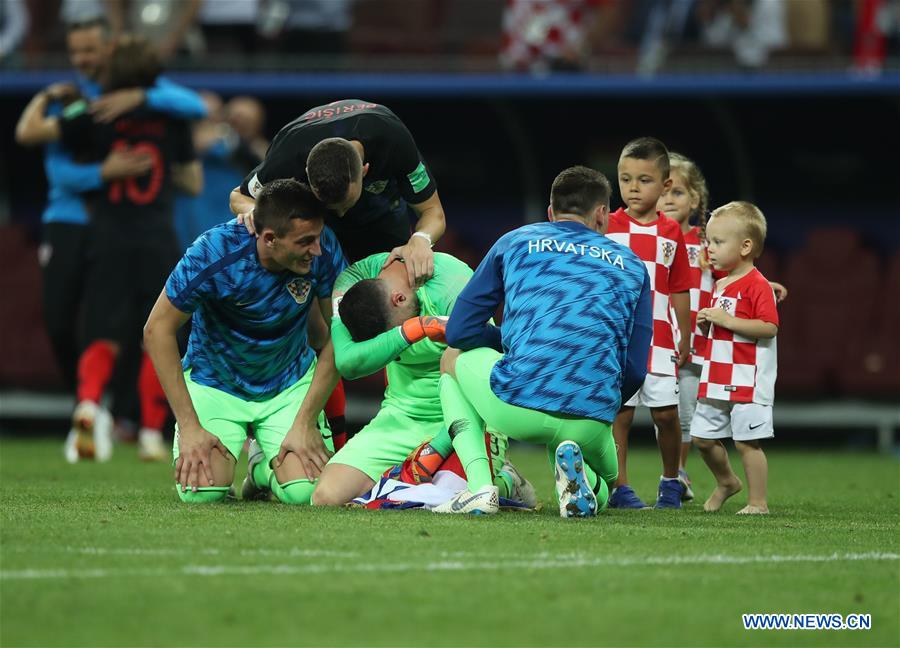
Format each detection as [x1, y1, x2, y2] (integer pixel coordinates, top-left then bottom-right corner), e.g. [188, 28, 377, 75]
[1, 437, 898, 647]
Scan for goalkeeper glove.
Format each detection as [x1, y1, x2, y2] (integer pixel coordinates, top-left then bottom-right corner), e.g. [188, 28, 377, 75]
[400, 316, 448, 344]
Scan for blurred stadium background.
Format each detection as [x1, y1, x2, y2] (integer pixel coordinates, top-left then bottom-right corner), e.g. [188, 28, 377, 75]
[0, 0, 898, 450]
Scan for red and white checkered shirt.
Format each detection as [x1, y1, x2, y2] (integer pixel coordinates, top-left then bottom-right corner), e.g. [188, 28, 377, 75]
[607, 208, 692, 376]
[500, 0, 602, 72]
[670, 226, 715, 365]
[697, 268, 779, 405]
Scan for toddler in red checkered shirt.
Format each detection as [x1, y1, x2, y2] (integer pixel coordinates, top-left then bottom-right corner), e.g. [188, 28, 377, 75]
[692, 201, 778, 515]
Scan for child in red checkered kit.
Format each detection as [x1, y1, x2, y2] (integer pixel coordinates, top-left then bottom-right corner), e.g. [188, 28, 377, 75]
[692, 201, 778, 515]
[606, 137, 692, 509]
[659, 155, 789, 503]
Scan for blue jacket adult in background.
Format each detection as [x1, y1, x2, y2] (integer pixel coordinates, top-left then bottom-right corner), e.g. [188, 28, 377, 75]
[25, 69, 205, 388]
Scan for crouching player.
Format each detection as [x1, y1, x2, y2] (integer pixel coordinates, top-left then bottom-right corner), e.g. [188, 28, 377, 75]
[437, 166, 652, 516]
[144, 179, 346, 503]
[691, 201, 778, 515]
[295, 249, 535, 507]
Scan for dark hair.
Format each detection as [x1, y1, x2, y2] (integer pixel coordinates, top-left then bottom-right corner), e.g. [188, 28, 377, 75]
[104, 35, 161, 91]
[621, 136, 670, 179]
[338, 279, 390, 342]
[253, 178, 331, 237]
[66, 17, 110, 37]
[306, 138, 362, 206]
[550, 166, 611, 218]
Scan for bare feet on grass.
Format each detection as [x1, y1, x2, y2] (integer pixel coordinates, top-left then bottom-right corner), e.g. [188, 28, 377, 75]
[736, 504, 769, 515]
[703, 478, 742, 512]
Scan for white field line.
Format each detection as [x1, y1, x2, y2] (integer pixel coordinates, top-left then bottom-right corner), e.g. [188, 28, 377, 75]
[4, 546, 361, 558]
[1, 552, 896, 581]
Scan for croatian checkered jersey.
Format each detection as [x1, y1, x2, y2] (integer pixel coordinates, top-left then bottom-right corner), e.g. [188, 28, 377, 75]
[697, 268, 778, 405]
[500, 0, 604, 72]
[606, 209, 692, 375]
[669, 226, 715, 365]
[166, 221, 347, 401]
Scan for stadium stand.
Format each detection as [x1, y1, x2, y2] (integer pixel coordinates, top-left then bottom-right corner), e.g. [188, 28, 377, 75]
[778, 228, 881, 396]
[839, 251, 900, 397]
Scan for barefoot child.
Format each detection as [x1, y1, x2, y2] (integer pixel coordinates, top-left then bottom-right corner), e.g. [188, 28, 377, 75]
[691, 201, 778, 514]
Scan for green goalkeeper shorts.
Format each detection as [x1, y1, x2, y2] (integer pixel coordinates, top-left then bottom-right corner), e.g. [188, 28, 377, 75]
[173, 362, 332, 466]
[327, 405, 440, 481]
[455, 347, 617, 486]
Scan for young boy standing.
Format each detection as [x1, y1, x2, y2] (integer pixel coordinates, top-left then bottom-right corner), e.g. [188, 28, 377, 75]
[606, 137, 693, 509]
[691, 201, 778, 515]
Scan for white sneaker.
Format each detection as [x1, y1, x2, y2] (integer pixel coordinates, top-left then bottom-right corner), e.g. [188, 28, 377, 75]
[500, 460, 538, 509]
[63, 427, 80, 464]
[94, 406, 113, 462]
[71, 400, 114, 462]
[432, 485, 499, 515]
[241, 439, 270, 501]
[678, 468, 695, 502]
[138, 428, 167, 462]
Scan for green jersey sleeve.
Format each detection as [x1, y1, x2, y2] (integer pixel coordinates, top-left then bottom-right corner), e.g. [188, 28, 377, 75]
[332, 319, 408, 379]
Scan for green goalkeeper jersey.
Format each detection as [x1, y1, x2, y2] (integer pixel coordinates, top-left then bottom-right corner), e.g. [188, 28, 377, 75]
[331, 252, 474, 421]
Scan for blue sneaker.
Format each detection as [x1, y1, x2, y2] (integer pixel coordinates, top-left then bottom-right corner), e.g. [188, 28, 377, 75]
[655, 478, 685, 509]
[554, 441, 597, 518]
[608, 484, 648, 509]
[678, 468, 695, 501]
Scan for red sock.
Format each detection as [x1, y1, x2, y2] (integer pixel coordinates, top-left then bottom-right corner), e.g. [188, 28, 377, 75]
[325, 379, 347, 451]
[77, 341, 117, 403]
[139, 353, 169, 430]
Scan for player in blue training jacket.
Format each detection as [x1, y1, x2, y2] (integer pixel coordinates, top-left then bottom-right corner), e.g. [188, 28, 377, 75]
[144, 179, 347, 504]
[434, 166, 653, 517]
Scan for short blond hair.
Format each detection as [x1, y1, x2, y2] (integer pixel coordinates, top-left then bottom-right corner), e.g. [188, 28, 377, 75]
[710, 201, 767, 259]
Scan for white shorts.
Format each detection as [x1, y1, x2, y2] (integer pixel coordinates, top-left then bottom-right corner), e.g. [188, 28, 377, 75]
[625, 372, 679, 408]
[690, 399, 774, 442]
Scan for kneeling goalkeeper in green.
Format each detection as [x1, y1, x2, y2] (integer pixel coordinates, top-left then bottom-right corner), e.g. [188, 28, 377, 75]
[144, 179, 344, 503]
[438, 167, 653, 516]
[306, 249, 535, 508]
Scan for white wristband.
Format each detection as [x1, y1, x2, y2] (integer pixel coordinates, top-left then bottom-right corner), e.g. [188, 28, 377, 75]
[411, 231, 433, 248]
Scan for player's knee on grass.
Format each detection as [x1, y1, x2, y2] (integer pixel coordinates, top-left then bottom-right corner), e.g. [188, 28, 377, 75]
[310, 481, 347, 506]
[272, 451, 313, 485]
[311, 463, 374, 506]
[176, 486, 230, 503]
[271, 479, 315, 505]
